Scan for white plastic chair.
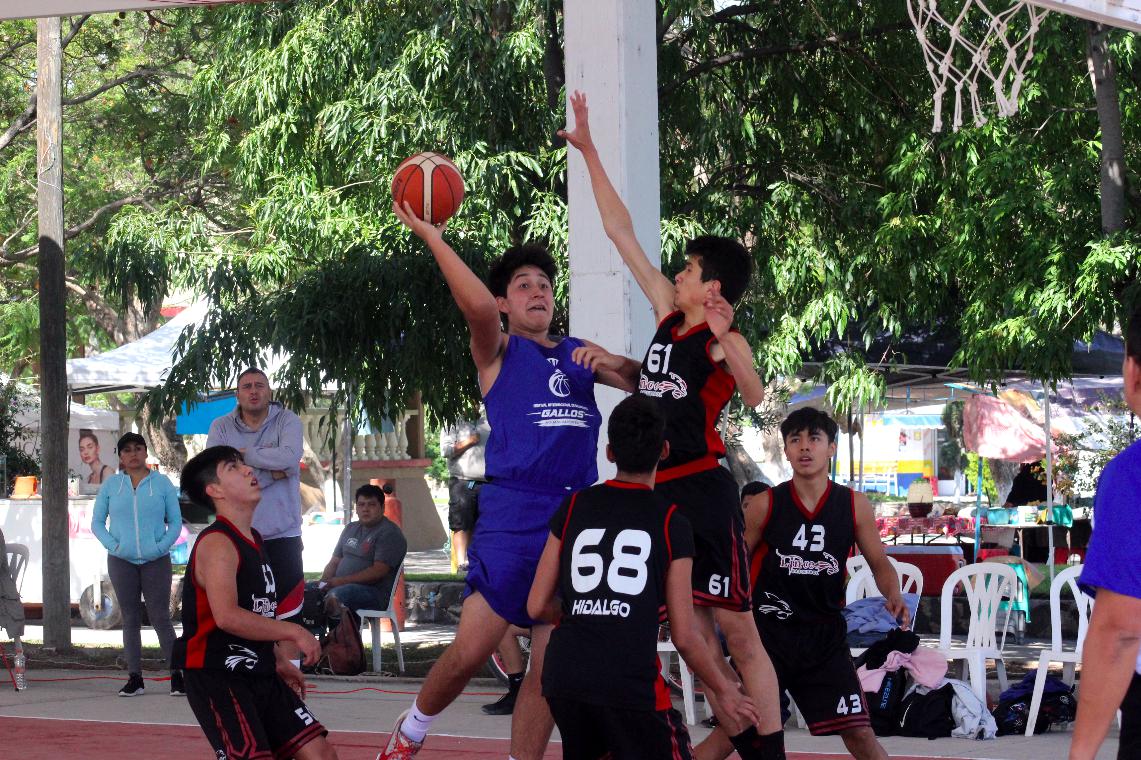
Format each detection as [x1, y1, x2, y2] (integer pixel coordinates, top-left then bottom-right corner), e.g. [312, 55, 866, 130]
[845, 559, 923, 604]
[6, 544, 28, 593]
[3, 543, 29, 690]
[938, 563, 1017, 701]
[656, 638, 699, 725]
[356, 562, 405, 674]
[1025, 564, 1091, 735]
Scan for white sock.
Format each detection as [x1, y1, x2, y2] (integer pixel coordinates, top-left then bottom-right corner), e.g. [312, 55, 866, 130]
[402, 701, 436, 743]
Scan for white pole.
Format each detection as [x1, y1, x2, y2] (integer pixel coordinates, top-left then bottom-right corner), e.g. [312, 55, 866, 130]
[858, 407, 865, 491]
[1043, 383, 1055, 583]
[342, 390, 353, 525]
[565, 0, 660, 481]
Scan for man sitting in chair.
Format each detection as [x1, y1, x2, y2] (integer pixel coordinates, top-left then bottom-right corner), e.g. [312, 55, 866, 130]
[316, 484, 407, 619]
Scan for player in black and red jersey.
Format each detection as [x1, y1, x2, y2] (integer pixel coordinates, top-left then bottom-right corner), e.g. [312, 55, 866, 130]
[698, 407, 906, 760]
[527, 395, 758, 759]
[561, 92, 783, 758]
[171, 446, 337, 760]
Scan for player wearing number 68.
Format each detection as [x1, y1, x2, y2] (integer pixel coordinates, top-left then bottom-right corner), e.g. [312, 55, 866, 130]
[527, 396, 761, 758]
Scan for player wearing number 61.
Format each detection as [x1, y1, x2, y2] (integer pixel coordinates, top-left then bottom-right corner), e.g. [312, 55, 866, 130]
[527, 395, 760, 759]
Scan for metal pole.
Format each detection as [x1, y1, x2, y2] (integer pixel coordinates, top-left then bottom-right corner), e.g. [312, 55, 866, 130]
[1044, 383, 1055, 583]
[342, 390, 353, 525]
[973, 454, 984, 562]
[37, 16, 70, 649]
[858, 407, 866, 492]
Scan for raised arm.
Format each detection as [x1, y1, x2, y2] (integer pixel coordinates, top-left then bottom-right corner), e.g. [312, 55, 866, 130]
[392, 202, 504, 376]
[559, 91, 675, 319]
[852, 492, 908, 629]
[705, 287, 764, 407]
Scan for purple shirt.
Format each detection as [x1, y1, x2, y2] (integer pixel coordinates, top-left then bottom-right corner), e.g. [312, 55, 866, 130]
[1079, 438, 1141, 674]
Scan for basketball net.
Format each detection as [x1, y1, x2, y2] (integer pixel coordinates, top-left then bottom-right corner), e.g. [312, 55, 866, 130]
[907, 0, 1050, 131]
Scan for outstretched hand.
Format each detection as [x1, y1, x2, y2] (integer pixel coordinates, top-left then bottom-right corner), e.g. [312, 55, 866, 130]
[557, 90, 594, 153]
[704, 282, 734, 338]
[392, 200, 447, 243]
[571, 344, 625, 375]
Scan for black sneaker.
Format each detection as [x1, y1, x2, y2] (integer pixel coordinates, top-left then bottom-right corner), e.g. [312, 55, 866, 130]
[481, 689, 518, 715]
[169, 670, 185, 697]
[119, 673, 145, 697]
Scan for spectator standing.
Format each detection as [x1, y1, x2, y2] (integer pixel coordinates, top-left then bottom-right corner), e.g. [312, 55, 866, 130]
[440, 412, 490, 571]
[91, 432, 182, 696]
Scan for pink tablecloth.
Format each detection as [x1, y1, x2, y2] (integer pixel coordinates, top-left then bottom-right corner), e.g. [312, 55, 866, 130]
[877, 515, 974, 540]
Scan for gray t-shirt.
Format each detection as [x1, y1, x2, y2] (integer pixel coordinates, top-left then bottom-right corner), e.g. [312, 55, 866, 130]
[333, 518, 408, 605]
[440, 415, 491, 481]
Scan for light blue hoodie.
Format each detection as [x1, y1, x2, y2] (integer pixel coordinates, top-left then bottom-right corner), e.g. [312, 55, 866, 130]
[91, 471, 182, 564]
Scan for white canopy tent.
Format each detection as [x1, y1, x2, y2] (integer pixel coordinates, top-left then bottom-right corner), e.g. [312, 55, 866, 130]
[66, 302, 208, 394]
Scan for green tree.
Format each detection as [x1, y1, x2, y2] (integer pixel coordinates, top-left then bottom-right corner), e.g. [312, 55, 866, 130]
[123, 1, 1139, 427]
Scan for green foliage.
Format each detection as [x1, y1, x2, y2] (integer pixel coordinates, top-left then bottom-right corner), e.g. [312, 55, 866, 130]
[1055, 398, 1139, 497]
[424, 431, 449, 486]
[940, 400, 969, 475]
[965, 451, 999, 505]
[0, 383, 40, 479]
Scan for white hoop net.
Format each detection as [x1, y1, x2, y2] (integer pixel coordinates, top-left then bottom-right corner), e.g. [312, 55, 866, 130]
[907, 0, 1050, 131]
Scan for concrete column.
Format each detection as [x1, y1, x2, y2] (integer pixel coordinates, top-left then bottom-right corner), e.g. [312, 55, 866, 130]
[565, 0, 660, 479]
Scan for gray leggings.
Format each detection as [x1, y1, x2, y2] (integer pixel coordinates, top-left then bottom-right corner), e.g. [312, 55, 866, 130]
[107, 554, 176, 674]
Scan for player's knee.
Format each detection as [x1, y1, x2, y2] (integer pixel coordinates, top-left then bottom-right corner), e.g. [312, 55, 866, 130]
[717, 614, 762, 660]
[840, 726, 878, 757]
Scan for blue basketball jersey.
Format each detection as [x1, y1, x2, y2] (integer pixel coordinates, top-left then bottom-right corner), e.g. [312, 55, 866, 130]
[483, 335, 601, 492]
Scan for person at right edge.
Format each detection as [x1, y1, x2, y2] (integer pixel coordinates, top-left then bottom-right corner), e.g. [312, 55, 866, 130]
[562, 90, 784, 758]
[1070, 303, 1141, 760]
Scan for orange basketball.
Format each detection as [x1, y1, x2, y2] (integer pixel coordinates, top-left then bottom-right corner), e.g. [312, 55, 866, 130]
[391, 152, 465, 225]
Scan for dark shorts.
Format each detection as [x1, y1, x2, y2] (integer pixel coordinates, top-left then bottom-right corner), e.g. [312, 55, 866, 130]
[184, 670, 327, 759]
[1121, 672, 1141, 760]
[758, 618, 870, 736]
[448, 478, 482, 532]
[263, 536, 304, 620]
[547, 696, 693, 760]
[656, 466, 750, 611]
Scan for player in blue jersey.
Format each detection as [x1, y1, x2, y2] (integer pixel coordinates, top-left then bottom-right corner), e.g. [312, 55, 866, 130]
[1071, 304, 1141, 760]
[382, 202, 639, 760]
[563, 91, 784, 759]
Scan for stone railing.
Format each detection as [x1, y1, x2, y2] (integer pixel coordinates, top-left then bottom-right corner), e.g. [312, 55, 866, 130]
[303, 408, 415, 462]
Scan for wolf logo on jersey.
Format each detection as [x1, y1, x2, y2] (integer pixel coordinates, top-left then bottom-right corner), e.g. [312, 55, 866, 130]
[224, 644, 260, 672]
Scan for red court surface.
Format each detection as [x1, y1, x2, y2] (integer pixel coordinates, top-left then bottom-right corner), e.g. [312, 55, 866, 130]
[0, 716, 973, 760]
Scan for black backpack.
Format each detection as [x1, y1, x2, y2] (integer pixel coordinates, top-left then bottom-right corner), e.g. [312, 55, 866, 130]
[299, 582, 330, 636]
[994, 686, 1077, 735]
[866, 670, 907, 736]
[897, 683, 956, 739]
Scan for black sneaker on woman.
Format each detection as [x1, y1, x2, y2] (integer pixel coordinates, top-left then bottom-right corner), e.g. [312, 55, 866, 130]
[118, 673, 145, 697]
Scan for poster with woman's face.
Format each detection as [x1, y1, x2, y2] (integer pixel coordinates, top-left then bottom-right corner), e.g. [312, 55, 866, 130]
[70, 428, 118, 493]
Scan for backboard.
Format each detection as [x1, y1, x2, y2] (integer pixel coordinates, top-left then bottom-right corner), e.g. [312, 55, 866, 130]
[1028, 0, 1141, 32]
[1, 1, 256, 21]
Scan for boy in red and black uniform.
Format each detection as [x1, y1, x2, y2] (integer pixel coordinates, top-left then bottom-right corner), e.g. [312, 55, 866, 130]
[172, 446, 337, 760]
[699, 408, 906, 760]
[562, 91, 783, 757]
[528, 395, 758, 759]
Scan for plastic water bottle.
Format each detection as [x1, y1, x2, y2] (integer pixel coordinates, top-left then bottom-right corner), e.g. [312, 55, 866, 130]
[13, 651, 26, 690]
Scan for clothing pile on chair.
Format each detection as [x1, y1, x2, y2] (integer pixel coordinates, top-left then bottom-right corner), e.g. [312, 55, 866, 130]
[992, 670, 1077, 735]
[842, 593, 921, 647]
[855, 629, 995, 739]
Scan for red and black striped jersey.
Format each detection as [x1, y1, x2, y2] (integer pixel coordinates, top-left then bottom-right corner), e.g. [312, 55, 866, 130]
[637, 311, 736, 478]
[750, 480, 856, 625]
[172, 517, 278, 674]
[541, 481, 694, 711]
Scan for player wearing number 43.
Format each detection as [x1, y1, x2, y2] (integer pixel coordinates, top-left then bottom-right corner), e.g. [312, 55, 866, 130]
[528, 395, 760, 759]
[697, 407, 905, 760]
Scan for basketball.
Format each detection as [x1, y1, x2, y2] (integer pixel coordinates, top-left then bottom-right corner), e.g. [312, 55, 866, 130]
[391, 152, 465, 225]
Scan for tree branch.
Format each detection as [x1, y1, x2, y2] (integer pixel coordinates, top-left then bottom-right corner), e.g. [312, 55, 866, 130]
[62, 62, 189, 107]
[61, 15, 90, 48]
[0, 193, 150, 265]
[660, 22, 912, 99]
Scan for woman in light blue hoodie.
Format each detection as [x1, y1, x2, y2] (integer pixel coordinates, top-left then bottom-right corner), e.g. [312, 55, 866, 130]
[91, 432, 183, 697]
